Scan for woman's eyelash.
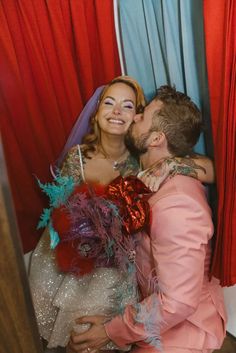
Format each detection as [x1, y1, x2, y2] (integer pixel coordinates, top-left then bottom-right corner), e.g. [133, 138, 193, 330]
[124, 105, 134, 109]
[103, 100, 134, 109]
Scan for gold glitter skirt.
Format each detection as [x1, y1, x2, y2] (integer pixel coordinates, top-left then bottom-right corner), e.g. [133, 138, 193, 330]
[29, 230, 138, 350]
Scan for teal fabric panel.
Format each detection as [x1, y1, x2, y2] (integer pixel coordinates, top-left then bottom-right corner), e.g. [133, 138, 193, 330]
[119, 1, 158, 99]
[119, 0, 210, 154]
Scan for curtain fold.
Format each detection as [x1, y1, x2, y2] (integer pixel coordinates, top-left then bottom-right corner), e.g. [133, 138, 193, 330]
[118, 0, 208, 154]
[203, 0, 236, 286]
[0, 0, 121, 252]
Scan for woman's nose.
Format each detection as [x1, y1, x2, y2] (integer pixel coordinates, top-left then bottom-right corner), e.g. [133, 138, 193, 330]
[112, 103, 122, 114]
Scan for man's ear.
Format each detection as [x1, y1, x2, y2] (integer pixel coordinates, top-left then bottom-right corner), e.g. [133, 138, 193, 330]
[149, 131, 165, 147]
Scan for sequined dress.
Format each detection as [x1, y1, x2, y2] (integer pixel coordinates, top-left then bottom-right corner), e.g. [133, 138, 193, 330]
[29, 145, 140, 351]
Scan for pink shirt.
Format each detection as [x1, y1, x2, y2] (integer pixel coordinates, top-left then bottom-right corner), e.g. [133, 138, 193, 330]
[105, 176, 226, 352]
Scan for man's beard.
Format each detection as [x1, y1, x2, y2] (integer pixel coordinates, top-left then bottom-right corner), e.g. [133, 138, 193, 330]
[125, 125, 150, 158]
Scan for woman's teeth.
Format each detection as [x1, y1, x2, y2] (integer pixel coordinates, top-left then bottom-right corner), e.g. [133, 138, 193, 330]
[108, 118, 124, 125]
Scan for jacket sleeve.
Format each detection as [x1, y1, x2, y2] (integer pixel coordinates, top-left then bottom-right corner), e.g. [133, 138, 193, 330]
[105, 190, 213, 348]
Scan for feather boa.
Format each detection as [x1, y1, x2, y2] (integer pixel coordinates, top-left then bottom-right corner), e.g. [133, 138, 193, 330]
[37, 175, 151, 277]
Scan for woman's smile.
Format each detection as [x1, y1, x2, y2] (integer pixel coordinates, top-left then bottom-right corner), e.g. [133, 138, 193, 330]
[107, 117, 125, 125]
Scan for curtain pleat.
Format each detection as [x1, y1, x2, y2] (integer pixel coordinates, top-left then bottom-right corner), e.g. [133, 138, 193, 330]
[203, 0, 236, 286]
[0, 0, 121, 252]
[113, 0, 126, 75]
[118, 0, 209, 154]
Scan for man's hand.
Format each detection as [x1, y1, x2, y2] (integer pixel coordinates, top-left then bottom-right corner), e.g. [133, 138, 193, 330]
[68, 315, 110, 353]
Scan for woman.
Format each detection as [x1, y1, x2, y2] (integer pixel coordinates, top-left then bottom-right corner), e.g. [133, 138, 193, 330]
[29, 76, 214, 353]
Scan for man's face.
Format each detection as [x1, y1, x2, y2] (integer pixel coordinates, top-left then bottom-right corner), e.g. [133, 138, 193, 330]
[125, 99, 163, 156]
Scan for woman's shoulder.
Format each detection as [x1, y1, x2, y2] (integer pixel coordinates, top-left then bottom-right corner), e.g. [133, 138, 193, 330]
[64, 144, 89, 159]
[67, 144, 83, 154]
[61, 144, 84, 183]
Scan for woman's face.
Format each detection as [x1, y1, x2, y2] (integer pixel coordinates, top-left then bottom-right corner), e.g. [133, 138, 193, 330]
[96, 82, 136, 137]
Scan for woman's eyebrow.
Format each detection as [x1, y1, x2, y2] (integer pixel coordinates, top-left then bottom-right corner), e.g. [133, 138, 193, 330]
[104, 96, 115, 101]
[123, 99, 135, 104]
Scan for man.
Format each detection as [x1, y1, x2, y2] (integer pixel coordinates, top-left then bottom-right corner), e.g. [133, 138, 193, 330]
[68, 86, 226, 353]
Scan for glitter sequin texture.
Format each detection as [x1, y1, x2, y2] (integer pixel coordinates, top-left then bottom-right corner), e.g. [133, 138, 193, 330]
[29, 231, 138, 350]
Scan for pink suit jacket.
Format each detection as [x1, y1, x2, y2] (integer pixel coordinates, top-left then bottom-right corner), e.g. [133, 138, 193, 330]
[105, 175, 226, 352]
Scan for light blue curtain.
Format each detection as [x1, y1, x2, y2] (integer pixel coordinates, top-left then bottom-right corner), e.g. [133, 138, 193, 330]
[118, 0, 210, 154]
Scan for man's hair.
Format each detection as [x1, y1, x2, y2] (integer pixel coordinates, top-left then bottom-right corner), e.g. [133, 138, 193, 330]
[151, 85, 203, 156]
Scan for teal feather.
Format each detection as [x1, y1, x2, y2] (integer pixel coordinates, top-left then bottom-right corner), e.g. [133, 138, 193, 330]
[36, 174, 75, 249]
[105, 200, 120, 217]
[134, 294, 162, 349]
[37, 174, 75, 208]
[106, 239, 115, 257]
[112, 275, 138, 315]
[127, 262, 135, 274]
[49, 221, 60, 249]
[37, 208, 52, 229]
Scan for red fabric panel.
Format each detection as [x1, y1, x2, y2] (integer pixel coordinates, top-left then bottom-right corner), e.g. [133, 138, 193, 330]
[0, 0, 121, 252]
[203, 0, 236, 286]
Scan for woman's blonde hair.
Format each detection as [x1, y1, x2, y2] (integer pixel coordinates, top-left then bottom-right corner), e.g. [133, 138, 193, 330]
[82, 76, 146, 158]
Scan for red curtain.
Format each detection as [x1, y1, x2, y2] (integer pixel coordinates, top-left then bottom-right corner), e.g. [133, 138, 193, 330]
[203, 1, 236, 286]
[0, 0, 121, 253]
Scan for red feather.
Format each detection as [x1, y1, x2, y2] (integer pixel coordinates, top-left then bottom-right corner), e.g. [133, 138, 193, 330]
[56, 241, 95, 276]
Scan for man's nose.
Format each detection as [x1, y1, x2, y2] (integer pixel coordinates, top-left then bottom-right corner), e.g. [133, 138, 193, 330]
[133, 114, 142, 122]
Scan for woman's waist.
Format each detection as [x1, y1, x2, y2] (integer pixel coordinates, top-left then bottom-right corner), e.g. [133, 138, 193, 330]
[51, 267, 138, 310]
